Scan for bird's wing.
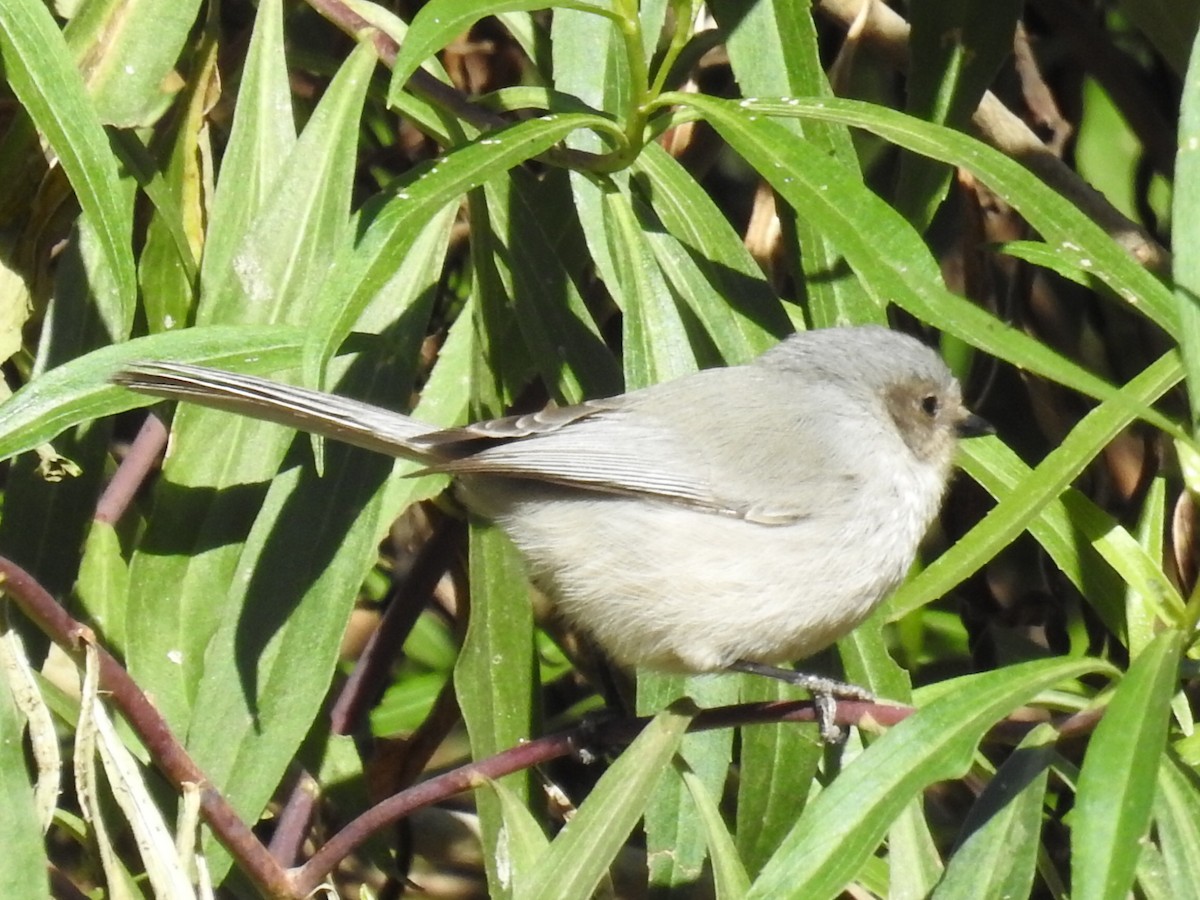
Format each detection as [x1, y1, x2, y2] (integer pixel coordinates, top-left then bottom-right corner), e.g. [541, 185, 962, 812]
[115, 363, 862, 524]
[428, 413, 744, 514]
[426, 403, 852, 523]
[413, 399, 616, 444]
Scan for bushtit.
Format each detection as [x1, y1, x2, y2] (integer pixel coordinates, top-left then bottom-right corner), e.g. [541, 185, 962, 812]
[115, 325, 991, 739]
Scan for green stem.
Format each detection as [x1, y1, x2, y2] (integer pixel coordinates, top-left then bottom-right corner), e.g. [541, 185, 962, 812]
[1182, 572, 1200, 634]
[607, 0, 650, 167]
[648, 0, 698, 97]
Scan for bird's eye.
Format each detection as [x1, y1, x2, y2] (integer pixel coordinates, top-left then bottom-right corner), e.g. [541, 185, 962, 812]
[920, 394, 940, 417]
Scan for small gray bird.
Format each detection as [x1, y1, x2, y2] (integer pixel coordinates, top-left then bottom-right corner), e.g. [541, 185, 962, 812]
[115, 325, 991, 739]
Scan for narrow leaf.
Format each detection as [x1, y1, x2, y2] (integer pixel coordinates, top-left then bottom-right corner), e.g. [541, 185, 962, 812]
[1154, 752, 1200, 900]
[1174, 25, 1200, 432]
[304, 112, 614, 384]
[0, 667, 50, 900]
[1072, 631, 1184, 900]
[749, 657, 1105, 899]
[389, 0, 617, 103]
[524, 706, 694, 899]
[933, 724, 1057, 900]
[682, 766, 752, 899]
[0, 0, 136, 319]
[0, 325, 305, 462]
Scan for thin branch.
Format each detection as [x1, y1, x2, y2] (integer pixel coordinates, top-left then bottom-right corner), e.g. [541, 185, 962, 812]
[1, 554, 1103, 896]
[386, 674, 464, 794]
[303, 0, 507, 133]
[0, 552, 897, 897]
[329, 518, 463, 736]
[267, 767, 322, 868]
[291, 729, 578, 895]
[0, 557, 296, 899]
[302, 0, 625, 171]
[94, 413, 167, 525]
[1030, 0, 1175, 178]
[295, 692, 1094, 891]
[1012, 21, 1072, 157]
[813, 0, 1169, 272]
[293, 702, 892, 891]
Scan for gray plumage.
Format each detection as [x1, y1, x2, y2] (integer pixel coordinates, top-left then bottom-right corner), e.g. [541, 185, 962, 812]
[114, 325, 989, 674]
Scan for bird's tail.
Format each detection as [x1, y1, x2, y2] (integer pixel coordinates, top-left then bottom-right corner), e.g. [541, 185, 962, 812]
[113, 362, 436, 462]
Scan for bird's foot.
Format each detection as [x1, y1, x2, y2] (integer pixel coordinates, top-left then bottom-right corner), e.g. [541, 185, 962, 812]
[729, 659, 874, 743]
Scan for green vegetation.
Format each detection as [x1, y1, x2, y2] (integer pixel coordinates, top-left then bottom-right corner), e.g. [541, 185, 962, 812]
[0, 1, 1196, 897]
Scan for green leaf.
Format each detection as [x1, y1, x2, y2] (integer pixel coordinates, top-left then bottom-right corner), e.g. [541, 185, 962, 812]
[1128, 477, 1169, 657]
[682, 765, 752, 899]
[0, 0, 136, 324]
[206, 227, 452, 885]
[995, 239, 1101, 287]
[199, 0, 296, 302]
[639, 674, 736, 893]
[710, 0, 878, 327]
[456, 522, 535, 763]
[115, 131, 199, 297]
[481, 169, 621, 403]
[0, 247, 31, 367]
[476, 776, 550, 899]
[710, 0, 856, 167]
[389, 0, 619, 105]
[735, 676, 823, 876]
[604, 182, 697, 387]
[0, 219, 125, 606]
[552, 5, 630, 285]
[850, 616, 941, 897]
[632, 143, 790, 357]
[1174, 27, 1200, 431]
[189, 405, 407, 877]
[524, 706, 694, 899]
[73, 521, 131, 651]
[1139, 840, 1178, 900]
[0, 671, 50, 900]
[136, 34, 215, 333]
[1073, 631, 1184, 900]
[369, 670, 447, 738]
[456, 522, 536, 893]
[199, 38, 377, 323]
[63, 0, 203, 127]
[0, 325, 305, 462]
[748, 657, 1106, 899]
[889, 350, 1185, 628]
[304, 112, 615, 387]
[946, 441, 1162, 639]
[898, 0, 1022, 227]
[726, 96, 1176, 336]
[1153, 752, 1200, 900]
[932, 724, 1056, 900]
[840, 607, 913, 701]
[178, 219, 447, 880]
[123, 36, 380, 737]
[888, 800, 944, 899]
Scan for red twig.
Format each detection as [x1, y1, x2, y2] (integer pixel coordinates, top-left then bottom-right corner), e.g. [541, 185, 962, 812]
[0, 556, 295, 899]
[2, 551, 1096, 896]
[303, 0, 506, 132]
[94, 413, 167, 525]
[329, 518, 463, 735]
[267, 767, 322, 868]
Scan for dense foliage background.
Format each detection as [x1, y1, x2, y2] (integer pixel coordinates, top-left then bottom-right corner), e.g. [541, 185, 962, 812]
[0, 0, 1198, 896]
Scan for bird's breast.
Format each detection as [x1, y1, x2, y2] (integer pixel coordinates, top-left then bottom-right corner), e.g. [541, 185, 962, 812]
[471, 460, 947, 673]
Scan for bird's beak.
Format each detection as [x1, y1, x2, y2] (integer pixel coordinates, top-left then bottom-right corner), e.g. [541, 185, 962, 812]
[955, 411, 994, 438]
